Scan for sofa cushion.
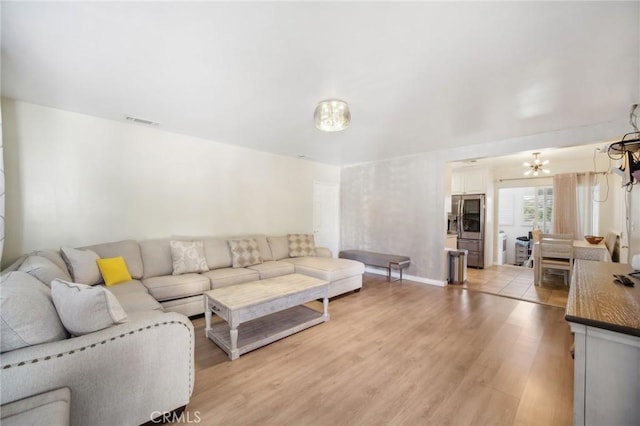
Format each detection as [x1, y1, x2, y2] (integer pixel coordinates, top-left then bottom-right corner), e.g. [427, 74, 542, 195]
[97, 256, 132, 286]
[202, 237, 233, 269]
[170, 240, 209, 275]
[51, 279, 128, 336]
[93, 280, 162, 315]
[283, 257, 365, 281]
[0, 272, 68, 353]
[31, 249, 68, 273]
[18, 255, 72, 286]
[247, 261, 295, 279]
[142, 273, 210, 301]
[112, 290, 164, 314]
[101, 279, 149, 295]
[60, 247, 101, 285]
[201, 267, 260, 289]
[267, 235, 290, 260]
[287, 234, 317, 257]
[84, 239, 144, 280]
[228, 238, 263, 268]
[139, 238, 173, 278]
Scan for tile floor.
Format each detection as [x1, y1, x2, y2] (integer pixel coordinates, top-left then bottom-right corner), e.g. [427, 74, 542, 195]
[461, 264, 569, 308]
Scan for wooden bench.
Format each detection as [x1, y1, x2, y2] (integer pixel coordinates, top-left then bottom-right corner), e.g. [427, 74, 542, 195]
[338, 250, 410, 282]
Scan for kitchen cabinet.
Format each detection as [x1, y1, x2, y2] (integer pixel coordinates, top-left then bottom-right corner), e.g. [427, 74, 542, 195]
[451, 168, 487, 195]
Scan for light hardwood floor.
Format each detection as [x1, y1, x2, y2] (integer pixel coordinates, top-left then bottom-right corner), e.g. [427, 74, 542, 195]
[185, 273, 573, 425]
[464, 265, 569, 308]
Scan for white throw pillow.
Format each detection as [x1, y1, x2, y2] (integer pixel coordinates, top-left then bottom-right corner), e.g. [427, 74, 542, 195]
[60, 247, 101, 285]
[287, 234, 317, 257]
[0, 271, 68, 353]
[169, 240, 209, 275]
[228, 238, 263, 268]
[51, 279, 128, 336]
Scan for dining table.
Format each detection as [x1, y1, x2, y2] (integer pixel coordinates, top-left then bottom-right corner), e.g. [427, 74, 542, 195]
[532, 239, 611, 285]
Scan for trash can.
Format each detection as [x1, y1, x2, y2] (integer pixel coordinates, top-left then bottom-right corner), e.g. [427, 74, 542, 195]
[447, 249, 468, 284]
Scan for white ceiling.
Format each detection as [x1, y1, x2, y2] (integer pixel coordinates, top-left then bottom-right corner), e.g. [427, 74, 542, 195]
[2, 1, 639, 166]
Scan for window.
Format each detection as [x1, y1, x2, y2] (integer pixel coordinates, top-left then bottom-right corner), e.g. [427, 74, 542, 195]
[522, 187, 553, 232]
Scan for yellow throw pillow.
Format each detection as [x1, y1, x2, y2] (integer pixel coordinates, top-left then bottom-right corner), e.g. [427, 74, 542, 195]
[96, 256, 132, 286]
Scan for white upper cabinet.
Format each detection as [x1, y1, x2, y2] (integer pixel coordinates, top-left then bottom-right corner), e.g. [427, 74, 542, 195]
[452, 168, 488, 194]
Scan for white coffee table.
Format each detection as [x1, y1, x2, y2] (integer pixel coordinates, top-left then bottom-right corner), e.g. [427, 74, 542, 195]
[204, 273, 329, 360]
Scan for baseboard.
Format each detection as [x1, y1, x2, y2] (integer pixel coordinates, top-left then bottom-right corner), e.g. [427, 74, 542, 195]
[364, 266, 447, 287]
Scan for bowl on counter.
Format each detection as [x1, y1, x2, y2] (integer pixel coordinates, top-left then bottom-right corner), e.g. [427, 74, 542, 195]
[584, 235, 604, 245]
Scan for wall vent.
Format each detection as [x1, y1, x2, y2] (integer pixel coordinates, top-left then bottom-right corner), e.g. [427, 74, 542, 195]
[125, 115, 160, 126]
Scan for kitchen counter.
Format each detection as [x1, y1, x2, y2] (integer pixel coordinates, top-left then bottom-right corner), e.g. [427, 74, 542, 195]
[565, 259, 640, 425]
[566, 260, 639, 337]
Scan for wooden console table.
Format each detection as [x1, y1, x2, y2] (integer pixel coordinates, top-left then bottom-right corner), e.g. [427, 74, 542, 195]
[565, 260, 640, 425]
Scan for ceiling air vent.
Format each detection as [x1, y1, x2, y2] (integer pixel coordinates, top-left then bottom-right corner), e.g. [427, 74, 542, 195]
[125, 115, 160, 126]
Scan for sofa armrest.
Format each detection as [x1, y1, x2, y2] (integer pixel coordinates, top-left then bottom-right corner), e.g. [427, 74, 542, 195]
[1, 311, 194, 426]
[315, 247, 332, 258]
[1, 387, 71, 426]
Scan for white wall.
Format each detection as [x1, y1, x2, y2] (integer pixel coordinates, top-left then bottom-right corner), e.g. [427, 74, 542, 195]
[1, 99, 340, 267]
[341, 152, 446, 284]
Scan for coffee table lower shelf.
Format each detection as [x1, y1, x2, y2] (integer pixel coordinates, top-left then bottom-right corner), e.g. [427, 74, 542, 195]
[207, 305, 328, 359]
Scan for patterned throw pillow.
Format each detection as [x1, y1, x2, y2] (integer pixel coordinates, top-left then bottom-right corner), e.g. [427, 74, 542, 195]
[169, 240, 209, 275]
[228, 238, 263, 268]
[287, 234, 317, 257]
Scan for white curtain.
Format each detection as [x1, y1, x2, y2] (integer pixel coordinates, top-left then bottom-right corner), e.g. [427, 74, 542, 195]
[553, 172, 596, 239]
[576, 172, 597, 238]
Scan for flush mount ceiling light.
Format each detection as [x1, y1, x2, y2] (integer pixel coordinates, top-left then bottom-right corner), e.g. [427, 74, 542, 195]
[314, 99, 350, 132]
[523, 152, 550, 176]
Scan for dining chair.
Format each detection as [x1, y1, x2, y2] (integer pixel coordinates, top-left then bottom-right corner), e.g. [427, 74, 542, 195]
[537, 237, 574, 286]
[539, 233, 573, 242]
[604, 231, 620, 263]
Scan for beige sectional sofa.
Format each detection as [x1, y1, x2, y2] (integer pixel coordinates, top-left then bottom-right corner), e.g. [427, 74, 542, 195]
[0, 233, 364, 425]
[0, 271, 193, 426]
[132, 234, 364, 316]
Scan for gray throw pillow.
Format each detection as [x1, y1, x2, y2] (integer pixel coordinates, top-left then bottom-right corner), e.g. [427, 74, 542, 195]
[0, 271, 68, 353]
[287, 234, 317, 257]
[60, 247, 101, 285]
[169, 240, 209, 275]
[51, 279, 128, 336]
[228, 238, 263, 268]
[19, 255, 72, 287]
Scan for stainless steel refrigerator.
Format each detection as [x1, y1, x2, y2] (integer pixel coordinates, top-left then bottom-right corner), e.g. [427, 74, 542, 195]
[452, 194, 485, 268]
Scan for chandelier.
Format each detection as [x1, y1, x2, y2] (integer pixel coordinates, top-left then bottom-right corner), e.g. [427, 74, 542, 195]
[314, 99, 350, 132]
[523, 152, 550, 176]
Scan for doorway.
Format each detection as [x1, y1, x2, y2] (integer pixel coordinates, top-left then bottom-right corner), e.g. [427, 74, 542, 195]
[498, 186, 553, 266]
[313, 182, 340, 257]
